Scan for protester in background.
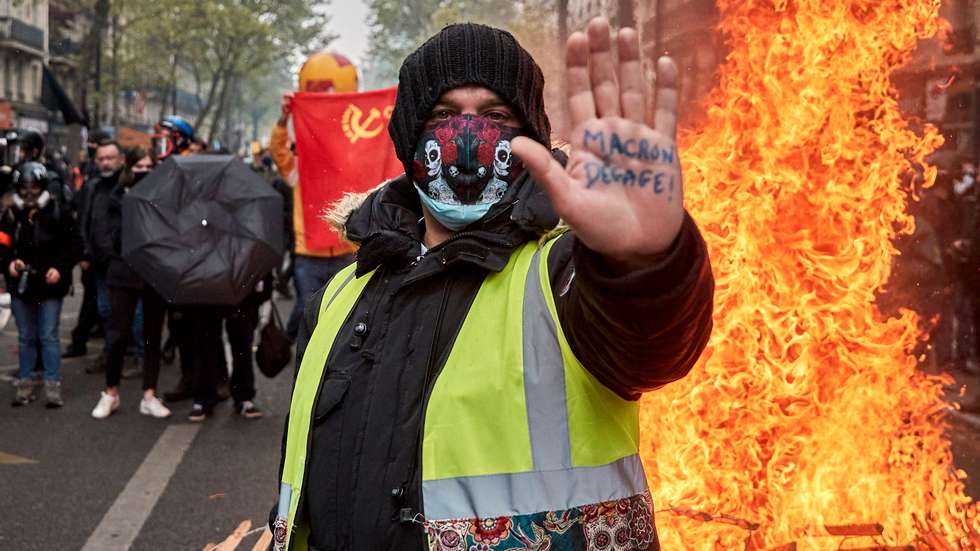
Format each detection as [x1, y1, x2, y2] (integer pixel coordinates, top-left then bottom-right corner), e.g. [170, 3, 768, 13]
[152, 116, 195, 161]
[251, 151, 294, 297]
[153, 119, 213, 405]
[221, 274, 272, 419]
[78, 141, 131, 375]
[943, 157, 980, 371]
[146, 127, 228, 418]
[65, 131, 112, 359]
[2, 163, 82, 407]
[189, 138, 207, 155]
[946, 155, 980, 414]
[91, 146, 171, 419]
[4, 129, 75, 214]
[269, 51, 358, 341]
[80, 129, 111, 183]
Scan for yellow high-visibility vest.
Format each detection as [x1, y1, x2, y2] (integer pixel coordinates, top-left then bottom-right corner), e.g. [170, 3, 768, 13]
[276, 239, 647, 550]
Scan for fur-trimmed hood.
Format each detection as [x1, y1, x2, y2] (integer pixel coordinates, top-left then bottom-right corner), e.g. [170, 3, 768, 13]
[323, 150, 566, 275]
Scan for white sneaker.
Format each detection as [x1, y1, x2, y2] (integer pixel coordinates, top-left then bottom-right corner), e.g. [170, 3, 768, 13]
[139, 396, 172, 418]
[91, 392, 120, 419]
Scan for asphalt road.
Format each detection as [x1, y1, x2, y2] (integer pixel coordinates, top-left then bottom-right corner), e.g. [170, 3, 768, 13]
[0, 276, 293, 551]
[0, 272, 978, 551]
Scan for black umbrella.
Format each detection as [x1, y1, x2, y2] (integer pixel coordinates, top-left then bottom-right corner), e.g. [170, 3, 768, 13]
[121, 155, 284, 305]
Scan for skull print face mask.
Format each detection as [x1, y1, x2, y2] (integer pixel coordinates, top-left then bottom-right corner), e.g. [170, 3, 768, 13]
[412, 115, 524, 231]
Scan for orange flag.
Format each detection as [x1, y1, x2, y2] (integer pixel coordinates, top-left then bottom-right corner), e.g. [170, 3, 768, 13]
[292, 87, 403, 251]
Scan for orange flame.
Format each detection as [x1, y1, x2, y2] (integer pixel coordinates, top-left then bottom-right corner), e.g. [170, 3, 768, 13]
[639, 0, 980, 548]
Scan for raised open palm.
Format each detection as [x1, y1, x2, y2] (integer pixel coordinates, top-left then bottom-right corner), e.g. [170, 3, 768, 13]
[511, 18, 684, 263]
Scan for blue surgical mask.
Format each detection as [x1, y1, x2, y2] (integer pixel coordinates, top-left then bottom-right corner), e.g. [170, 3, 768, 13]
[415, 185, 495, 231]
[412, 114, 524, 231]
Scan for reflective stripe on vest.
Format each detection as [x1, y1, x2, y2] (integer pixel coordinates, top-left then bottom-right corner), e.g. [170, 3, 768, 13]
[277, 238, 647, 549]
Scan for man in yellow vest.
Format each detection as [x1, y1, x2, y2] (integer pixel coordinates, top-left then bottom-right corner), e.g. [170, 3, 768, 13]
[272, 18, 714, 551]
[270, 51, 360, 341]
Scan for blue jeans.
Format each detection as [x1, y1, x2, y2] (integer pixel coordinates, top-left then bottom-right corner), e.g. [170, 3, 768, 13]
[11, 297, 63, 381]
[286, 254, 353, 339]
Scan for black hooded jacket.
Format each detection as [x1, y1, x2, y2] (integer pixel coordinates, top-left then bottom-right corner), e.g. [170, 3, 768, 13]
[0, 195, 82, 300]
[275, 165, 714, 550]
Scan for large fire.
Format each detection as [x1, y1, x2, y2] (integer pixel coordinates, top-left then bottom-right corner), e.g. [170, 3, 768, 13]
[639, 0, 980, 548]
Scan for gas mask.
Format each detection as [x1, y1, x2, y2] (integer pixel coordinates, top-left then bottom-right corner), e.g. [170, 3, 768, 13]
[13, 188, 50, 210]
[12, 162, 50, 210]
[412, 115, 523, 231]
[151, 134, 174, 161]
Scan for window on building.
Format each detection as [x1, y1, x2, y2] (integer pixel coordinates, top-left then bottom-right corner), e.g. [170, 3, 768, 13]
[17, 59, 24, 100]
[3, 56, 9, 99]
[32, 64, 39, 101]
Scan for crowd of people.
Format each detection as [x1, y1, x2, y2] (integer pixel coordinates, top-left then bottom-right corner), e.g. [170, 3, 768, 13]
[2, 117, 291, 421]
[1, 52, 383, 427]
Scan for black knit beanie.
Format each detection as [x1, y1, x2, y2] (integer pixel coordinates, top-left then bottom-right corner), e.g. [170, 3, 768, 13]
[388, 23, 551, 179]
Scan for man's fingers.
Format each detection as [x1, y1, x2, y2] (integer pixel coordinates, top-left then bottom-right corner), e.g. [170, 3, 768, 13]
[586, 18, 620, 118]
[566, 32, 595, 128]
[654, 56, 679, 140]
[512, 137, 570, 200]
[617, 28, 645, 123]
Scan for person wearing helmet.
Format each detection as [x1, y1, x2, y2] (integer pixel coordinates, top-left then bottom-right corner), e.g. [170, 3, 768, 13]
[1, 162, 82, 407]
[4, 128, 45, 167]
[269, 51, 359, 342]
[152, 116, 196, 161]
[2, 129, 75, 214]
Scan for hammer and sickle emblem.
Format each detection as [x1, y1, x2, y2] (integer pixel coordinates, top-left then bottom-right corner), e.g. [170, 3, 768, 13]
[342, 105, 384, 144]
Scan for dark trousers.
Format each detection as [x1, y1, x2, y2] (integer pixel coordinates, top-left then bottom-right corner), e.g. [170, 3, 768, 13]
[166, 309, 197, 388]
[106, 286, 166, 390]
[188, 306, 225, 408]
[70, 267, 100, 347]
[225, 294, 259, 403]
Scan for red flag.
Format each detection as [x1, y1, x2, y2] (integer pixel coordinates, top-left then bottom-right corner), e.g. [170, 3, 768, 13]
[292, 87, 402, 251]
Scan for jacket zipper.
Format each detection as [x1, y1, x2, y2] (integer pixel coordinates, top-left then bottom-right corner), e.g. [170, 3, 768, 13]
[409, 276, 454, 545]
[404, 202, 517, 532]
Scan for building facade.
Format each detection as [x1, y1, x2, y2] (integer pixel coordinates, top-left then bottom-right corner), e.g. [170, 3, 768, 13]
[893, 0, 980, 157]
[0, 0, 49, 132]
[565, 0, 721, 127]
[638, 0, 719, 126]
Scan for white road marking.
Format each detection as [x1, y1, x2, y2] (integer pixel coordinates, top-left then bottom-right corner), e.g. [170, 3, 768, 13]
[81, 424, 200, 551]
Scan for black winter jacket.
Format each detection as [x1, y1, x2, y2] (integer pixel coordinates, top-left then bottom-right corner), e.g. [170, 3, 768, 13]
[275, 171, 714, 550]
[0, 196, 82, 300]
[79, 171, 120, 271]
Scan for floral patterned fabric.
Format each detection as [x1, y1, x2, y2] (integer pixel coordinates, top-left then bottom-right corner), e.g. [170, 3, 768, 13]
[424, 492, 658, 551]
